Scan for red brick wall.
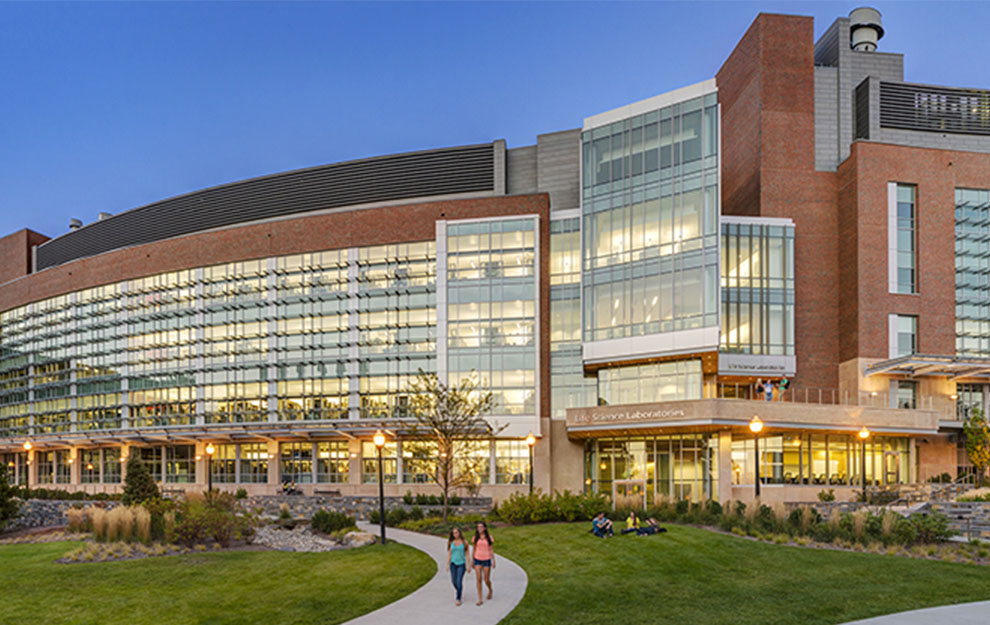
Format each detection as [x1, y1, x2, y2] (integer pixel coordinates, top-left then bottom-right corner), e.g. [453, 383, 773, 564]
[718, 13, 841, 390]
[838, 142, 990, 360]
[0, 229, 49, 284]
[0, 194, 552, 419]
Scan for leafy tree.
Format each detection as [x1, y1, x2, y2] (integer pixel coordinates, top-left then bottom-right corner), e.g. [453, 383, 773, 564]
[122, 454, 160, 505]
[406, 370, 498, 522]
[964, 407, 990, 487]
[0, 464, 20, 530]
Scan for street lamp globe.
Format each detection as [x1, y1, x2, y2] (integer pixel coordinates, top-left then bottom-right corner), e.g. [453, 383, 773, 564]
[205, 443, 216, 455]
[858, 426, 870, 440]
[749, 416, 764, 434]
[373, 430, 386, 449]
[22, 441, 32, 451]
[525, 432, 536, 447]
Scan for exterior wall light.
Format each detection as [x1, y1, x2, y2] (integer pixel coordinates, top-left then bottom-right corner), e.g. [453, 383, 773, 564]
[750, 416, 764, 498]
[205, 443, 215, 492]
[859, 427, 871, 501]
[373, 430, 386, 545]
[526, 432, 537, 495]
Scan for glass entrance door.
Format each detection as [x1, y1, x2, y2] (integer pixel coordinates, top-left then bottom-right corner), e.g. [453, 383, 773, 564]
[613, 480, 647, 510]
[884, 452, 901, 485]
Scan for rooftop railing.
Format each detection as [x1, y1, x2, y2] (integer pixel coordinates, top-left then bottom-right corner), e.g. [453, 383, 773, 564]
[714, 383, 956, 419]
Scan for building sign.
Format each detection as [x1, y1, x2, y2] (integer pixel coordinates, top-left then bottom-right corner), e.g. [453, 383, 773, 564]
[718, 354, 796, 377]
[567, 401, 702, 426]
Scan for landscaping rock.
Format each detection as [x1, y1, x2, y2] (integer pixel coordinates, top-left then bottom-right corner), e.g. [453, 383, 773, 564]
[252, 524, 343, 553]
[342, 531, 377, 548]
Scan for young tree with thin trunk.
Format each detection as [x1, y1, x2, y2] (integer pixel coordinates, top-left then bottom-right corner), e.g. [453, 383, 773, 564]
[406, 369, 497, 522]
[964, 407, 990, 487]
[0, 465, 20, 530]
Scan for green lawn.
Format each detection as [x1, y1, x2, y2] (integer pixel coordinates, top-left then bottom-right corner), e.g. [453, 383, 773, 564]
[495, 523, 990, 625]
[0, 541, 434, 625]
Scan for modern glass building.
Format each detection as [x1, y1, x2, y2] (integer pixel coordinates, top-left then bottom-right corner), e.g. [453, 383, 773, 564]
[3, 7, 990, 503]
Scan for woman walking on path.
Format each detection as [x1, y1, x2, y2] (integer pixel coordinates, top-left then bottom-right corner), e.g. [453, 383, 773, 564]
[446, 527, 470, 606]
[471, 521, 495, 606]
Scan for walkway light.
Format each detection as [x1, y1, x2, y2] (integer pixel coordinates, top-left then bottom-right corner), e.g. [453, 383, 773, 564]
[374, 430, 387, 545]
[205, 443, 215, 493]
[859, 427, 871, 501]
[526, 432, 536, 496]
[749, 416, 763, 498]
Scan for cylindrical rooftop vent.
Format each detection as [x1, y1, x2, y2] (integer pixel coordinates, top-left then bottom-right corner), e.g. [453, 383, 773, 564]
[850, 7, 884, 52]
[69, 218, 82, 230]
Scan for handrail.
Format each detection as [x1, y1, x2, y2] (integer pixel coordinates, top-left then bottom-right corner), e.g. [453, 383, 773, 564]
[714, 383, 954, 417]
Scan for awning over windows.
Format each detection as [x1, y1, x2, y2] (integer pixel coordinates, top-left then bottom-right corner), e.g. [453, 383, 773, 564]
[864, 354, 990, 379]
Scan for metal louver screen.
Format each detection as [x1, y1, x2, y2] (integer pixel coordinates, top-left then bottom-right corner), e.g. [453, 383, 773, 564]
[879, 82, 990, 136]
[37, 143, 496, 270]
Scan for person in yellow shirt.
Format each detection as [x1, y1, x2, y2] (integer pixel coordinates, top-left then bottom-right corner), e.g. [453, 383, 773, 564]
[621, 510, 640, 534]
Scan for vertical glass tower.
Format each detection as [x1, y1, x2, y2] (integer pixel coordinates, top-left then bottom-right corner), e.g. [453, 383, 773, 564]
[581, 81, 720, 367]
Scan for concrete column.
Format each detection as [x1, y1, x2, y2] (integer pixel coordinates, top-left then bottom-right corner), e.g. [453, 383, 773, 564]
[718, 429, 734, 503]
[26, 449, 36, 487]
[195, 441, 207, 486]
[120, 444, 130, 482]
[267, 440, 280, 487]
[69, 447, 81, 486]
[348, 438, 362, 485]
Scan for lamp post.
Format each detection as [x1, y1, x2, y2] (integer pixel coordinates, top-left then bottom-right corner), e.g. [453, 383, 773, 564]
[374, 430, 387, 545]
[859, 427, 870, 501]
[525, 432, 536, 496]
[205, 443, 215, 493]
[22, 441, 32, 488]
[749, 416, 764, 499]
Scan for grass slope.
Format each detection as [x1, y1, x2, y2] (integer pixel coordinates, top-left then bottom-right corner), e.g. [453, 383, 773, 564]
[495, 523, 990, 625]
[0, 541, 433, 625]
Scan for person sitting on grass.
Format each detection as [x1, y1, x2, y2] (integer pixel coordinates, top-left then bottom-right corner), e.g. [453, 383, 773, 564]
[621, 510, 640, 534]
[591, 511, 614, 538]
[636, 517, 668, 536]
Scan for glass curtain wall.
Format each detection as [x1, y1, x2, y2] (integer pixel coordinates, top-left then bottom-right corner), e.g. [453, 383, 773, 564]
[585, 434, 718, 503]
[582, 93, 720, 342]
[731, 433, 909, 486]
[550, 218, 596, 417]
[596, 360, 702, 405]
[956, 188, 990, 357]
[720, 222, 795, 355]
[447, 219, 537, 415]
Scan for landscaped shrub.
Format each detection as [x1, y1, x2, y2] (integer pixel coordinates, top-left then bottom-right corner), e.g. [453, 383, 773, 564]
[909, 511, 952, 544]
[493, 490, 609, 525]
[142, 497, 176, 542]
[817, 488, 836, 502]
[12, 487, 120, 501]
[235, 488, 248, 500]
[958, 493, 990, 502]
[173, 491, 255, 547]
[122, 456, 160, 506]
[311, 509, 355, 534]
[0, 465, 21, 530]
[66, 507, 88, 532]
[368, 505, 425, 526]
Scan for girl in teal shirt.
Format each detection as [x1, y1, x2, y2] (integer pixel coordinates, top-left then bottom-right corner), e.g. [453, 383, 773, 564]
[446, 526, 470, 606]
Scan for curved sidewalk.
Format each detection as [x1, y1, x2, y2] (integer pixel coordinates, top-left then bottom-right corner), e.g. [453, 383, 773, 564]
[343, 523, 528, 625]
[842, 601, 990, 624]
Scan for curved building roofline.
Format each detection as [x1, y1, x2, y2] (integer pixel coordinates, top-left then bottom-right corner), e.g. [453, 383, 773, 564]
[36, 141, 501, 270]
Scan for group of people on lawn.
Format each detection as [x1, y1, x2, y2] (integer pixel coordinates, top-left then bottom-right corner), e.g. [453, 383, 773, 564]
[591, 511, 667, 537]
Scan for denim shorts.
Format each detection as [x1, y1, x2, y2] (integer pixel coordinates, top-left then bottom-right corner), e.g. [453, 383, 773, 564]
[473, 558, 491, 568]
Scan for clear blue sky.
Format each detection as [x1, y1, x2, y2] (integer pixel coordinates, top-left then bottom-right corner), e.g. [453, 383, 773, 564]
[1, 1, 987, 240]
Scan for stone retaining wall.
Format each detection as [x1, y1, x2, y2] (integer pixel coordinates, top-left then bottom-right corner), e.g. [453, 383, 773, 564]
[5, 499, 121, 532]
[241, 495, 492, 520]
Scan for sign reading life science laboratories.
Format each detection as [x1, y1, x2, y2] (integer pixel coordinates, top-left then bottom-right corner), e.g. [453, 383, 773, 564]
[718, 353, 796, 377]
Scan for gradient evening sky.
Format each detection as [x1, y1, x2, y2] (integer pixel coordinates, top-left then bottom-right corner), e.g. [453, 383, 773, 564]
[1, 1, 988, 241]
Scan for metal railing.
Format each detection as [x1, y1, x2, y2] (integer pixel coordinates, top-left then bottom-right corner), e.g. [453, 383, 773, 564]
[714, 383, 954, 417]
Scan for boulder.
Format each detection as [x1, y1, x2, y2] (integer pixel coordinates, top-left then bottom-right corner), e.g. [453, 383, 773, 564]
[343, 531, 377, 548]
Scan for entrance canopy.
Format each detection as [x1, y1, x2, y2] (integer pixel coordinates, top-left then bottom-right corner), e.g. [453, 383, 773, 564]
[863, 354, 990, 379]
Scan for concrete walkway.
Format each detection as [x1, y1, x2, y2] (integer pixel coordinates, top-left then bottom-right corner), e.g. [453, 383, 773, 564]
[842, 601, 990, 624]
[342, 522, 528, 625]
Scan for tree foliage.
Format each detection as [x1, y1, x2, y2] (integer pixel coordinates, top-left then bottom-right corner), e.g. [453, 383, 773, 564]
[406, 369, 498, 522]
[122, 454, 160, 506]
[0, 464, 20, 530]
[964, 407, 990, 487]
